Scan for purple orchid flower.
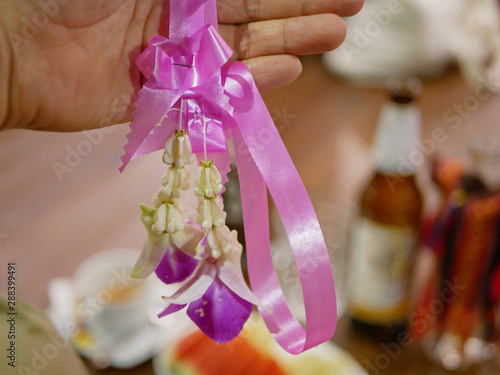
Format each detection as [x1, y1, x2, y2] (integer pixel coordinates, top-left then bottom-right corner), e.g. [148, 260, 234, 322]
[132, 204, 203, 284]
[158, 226, 261, 344]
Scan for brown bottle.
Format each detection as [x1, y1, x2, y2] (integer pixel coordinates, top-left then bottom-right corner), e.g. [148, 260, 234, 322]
[347, 78, 424, 340]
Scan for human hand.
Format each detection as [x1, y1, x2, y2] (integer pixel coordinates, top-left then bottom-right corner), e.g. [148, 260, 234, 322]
[0, 0, 362, 132]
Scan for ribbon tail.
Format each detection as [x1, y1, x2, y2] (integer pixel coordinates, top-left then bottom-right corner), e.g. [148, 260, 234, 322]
[232, 126, 292, 331]
[120, 87, 183, 172]
[135, 118, 178, 160]
[210, 150, 232, 188]
[228, 62, 337, 354]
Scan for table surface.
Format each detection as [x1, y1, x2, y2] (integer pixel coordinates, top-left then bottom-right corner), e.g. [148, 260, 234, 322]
[1, 54, 500, 375]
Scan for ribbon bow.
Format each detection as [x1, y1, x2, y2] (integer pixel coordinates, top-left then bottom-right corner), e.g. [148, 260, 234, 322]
[120, 24, 232, 170]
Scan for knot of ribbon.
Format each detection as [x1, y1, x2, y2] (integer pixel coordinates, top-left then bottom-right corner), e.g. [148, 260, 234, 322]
[137, 24, 231, 91]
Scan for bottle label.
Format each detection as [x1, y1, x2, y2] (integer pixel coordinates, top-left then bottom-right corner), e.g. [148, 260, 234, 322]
[348, 217, 417, 324]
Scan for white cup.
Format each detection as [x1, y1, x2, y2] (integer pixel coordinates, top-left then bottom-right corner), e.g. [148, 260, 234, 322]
[73, 248, 153, 347]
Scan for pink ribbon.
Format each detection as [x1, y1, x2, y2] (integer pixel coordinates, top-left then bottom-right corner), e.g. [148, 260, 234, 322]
[119, 23, 232, 171]
[226, 62, 338, 353]
[120, 0, 337, 353]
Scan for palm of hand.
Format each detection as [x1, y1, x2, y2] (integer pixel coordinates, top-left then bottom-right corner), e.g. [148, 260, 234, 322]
[4, 0, 361, 131]
[8, 1, 161, 131]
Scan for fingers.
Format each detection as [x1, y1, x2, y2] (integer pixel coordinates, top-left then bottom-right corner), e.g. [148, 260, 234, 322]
[218, 0, 364, 24]
[244, 55, 303, 91]
[215, 1, 361, 91]
[219, 13, 346, 60]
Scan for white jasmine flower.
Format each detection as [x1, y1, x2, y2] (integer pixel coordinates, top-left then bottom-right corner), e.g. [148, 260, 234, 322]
[194, 160, 223, 198]
[152, 201, 185, 235]
[206, 226, 233, 259]
[197, 196, 226, 230]
[152, 186, 170, 208]
[163, 129, 196, 168]
[161, 166, 191, 198]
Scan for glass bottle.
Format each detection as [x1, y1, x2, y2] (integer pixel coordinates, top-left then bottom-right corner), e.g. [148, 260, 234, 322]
[347, 77, 424, 340]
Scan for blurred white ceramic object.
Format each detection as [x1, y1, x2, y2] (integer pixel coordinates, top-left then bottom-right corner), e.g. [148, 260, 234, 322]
[324, 0, 500, 89]
[47, 249, 187, 369]
[72, 248, 153, 346]
[455, 0, 500, 91]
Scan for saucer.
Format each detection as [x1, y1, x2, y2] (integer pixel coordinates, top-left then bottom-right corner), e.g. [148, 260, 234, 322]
[46, 276, 184, 369]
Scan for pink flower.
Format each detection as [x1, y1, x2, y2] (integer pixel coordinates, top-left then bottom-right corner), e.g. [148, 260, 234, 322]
[159, 227, 261, 343]
[132, 204, 203, 284]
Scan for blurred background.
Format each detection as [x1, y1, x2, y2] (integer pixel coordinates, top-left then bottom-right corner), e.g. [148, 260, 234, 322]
[2, 0, 500, 374]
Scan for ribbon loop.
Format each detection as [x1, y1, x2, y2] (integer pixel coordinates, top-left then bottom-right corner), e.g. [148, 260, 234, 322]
[226, 62, 337, 353]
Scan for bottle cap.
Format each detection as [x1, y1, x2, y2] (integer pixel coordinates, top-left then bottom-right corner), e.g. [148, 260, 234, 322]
[386, 77, 422, 104]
